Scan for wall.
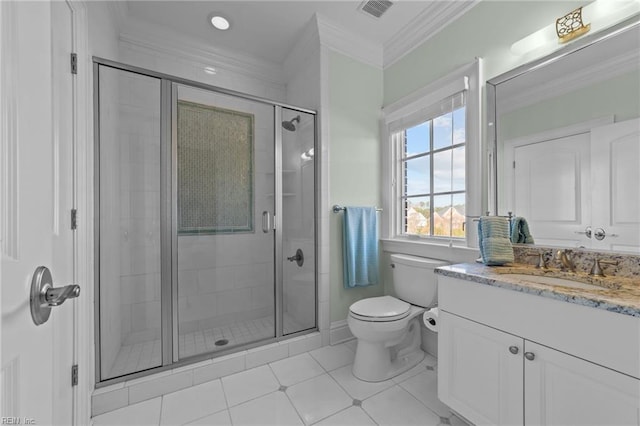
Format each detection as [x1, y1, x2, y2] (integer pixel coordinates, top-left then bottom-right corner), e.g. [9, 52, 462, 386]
[118, 17, 286, 102]
[328, 51, 384, 322]
[87, 2, 120, 61]
[384, 1, 582, 107]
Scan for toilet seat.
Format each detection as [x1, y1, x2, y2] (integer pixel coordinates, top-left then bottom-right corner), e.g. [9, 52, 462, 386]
[349, 296, 410, 322]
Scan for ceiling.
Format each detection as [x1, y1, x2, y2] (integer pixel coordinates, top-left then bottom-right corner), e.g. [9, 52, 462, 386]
[124, 1, 475, 66]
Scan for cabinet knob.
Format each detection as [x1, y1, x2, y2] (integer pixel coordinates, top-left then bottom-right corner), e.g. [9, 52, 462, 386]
[524, 352, 535, 361]
[508, 346, 519, 355]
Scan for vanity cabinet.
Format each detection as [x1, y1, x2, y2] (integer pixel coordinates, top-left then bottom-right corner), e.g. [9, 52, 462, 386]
[437, 276, 640, 426]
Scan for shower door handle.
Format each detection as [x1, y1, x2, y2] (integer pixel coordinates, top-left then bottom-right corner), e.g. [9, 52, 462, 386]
[262, 211, 271, 233]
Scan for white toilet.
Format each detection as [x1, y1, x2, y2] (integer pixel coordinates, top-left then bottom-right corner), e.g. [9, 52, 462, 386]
[347, 254, 447, 382]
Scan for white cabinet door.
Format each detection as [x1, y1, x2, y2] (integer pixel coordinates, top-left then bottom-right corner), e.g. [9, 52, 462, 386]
[438, 311, 523, 426]
[524, 341, 640, 426]
[590, 118, 640, 253]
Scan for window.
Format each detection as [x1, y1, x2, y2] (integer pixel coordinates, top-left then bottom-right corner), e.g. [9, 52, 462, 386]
[395, 93, 466, 239]
[382, 60, 481, 247]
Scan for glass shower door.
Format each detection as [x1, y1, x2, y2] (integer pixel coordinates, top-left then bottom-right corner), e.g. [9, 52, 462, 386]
[97, 65, 164, 380]
[174, 85, 276, 359]
[280, 108, 316, 335]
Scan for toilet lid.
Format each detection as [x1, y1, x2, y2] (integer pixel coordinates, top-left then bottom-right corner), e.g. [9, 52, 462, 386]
[349, 296, 410, 322]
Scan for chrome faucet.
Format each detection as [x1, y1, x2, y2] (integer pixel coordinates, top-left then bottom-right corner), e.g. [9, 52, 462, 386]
[555, 249, 576, 272]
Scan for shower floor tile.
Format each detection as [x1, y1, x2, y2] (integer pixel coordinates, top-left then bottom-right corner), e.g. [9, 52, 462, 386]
[108, 314, 305, 379]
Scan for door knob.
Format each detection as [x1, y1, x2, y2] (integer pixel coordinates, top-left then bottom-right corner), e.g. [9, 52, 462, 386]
[30, 266, 80, 326]
[287, 248, 304, 267]
[574, 226, 592, 238]
[594, 228, 619, 241]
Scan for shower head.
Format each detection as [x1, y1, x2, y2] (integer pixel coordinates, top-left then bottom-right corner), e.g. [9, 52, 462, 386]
[282, 115, 301, 132]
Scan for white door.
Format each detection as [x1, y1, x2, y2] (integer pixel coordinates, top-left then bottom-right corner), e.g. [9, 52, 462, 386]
[524, 341, 640, 425]
[438, 311, 523, 426]
[590, 118, 640, 253]
[508, 133, 591, 247]
[1, 1, 77, 424]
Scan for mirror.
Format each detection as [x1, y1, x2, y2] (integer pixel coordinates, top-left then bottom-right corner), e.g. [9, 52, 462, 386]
[488, 18, 640, 253]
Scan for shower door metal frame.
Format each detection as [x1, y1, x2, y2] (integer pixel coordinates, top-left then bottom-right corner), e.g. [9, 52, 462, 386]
[93, 57, 318, 387]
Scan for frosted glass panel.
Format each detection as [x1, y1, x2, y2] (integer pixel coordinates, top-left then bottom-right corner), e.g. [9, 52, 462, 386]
[98, 66, 162, 380]
[177, 101, 254, 234]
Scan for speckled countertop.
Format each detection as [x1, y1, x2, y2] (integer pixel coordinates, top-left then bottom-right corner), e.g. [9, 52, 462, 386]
[435, 263, 640, 318]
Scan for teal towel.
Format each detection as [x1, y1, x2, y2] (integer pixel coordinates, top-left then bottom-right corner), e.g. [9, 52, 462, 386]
[343, 207, 379, 288]
[478, 217, 514, 265]
[510, 217, 535, 244]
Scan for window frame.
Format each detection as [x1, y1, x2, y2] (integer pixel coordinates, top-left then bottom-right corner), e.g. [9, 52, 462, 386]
[381, 59, 484, 249]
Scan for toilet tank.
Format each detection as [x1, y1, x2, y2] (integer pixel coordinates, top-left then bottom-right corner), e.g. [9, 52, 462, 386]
[390, 254, 448, 308]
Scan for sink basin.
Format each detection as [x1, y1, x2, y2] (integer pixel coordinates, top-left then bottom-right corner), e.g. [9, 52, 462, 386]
[498, 273, 604, 290]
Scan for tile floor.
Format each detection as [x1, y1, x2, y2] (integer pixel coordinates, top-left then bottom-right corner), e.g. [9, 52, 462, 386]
[109, 315, 303, 378]
[94, 341, 468, 426]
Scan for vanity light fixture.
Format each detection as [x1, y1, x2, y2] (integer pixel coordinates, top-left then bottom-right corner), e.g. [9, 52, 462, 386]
[511, 0, 640, 56]
[210, 14, 230, 31]
[556, 7, 591, 43]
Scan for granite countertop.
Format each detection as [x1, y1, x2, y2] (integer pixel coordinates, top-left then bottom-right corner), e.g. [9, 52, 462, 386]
[435, 263, 640, 318]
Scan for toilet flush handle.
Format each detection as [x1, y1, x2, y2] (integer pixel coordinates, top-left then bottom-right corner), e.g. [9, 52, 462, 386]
[390, 263, 395, 268]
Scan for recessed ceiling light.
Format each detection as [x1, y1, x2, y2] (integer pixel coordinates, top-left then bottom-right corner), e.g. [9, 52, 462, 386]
[204, 66, 217, 75]
[210, 14, 230, 31]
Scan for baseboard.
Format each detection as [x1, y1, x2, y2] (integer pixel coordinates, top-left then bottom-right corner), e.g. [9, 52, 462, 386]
[329, 320, 354, 345]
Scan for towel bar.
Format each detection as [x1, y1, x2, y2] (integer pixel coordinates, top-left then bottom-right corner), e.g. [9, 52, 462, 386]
[469, 212, 513, 222]
[332, 205, 382, 214]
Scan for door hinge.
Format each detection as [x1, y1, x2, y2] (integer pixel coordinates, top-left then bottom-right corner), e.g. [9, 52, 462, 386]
[71, 364, 78, 386]
[71, 209, 77, 230]
[513, 160, 516, 169]
[70, 53, 77, 75]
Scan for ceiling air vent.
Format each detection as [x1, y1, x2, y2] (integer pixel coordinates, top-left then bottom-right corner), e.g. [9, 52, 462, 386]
[358, 0, 393, 18]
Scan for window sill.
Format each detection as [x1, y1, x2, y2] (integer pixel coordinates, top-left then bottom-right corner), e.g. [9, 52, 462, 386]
[381, 238, 479, 264]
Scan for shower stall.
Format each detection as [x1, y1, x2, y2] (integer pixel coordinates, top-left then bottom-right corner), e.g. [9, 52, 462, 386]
[94, 60, 317, 384]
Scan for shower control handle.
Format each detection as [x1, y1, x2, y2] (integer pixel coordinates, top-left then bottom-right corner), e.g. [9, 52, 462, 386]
[287, 248, 304, 267]
[262, 211, 271, 233]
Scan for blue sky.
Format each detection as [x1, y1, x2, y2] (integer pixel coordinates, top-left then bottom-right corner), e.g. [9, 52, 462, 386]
[404, 107, 465, 196]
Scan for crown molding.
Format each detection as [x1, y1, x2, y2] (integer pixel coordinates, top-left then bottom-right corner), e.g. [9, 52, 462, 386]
[316, 14, 383, 69]
[118, 15, 285, 87]
[497, 48, 640, 114]
[383, 0, 480, 69]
